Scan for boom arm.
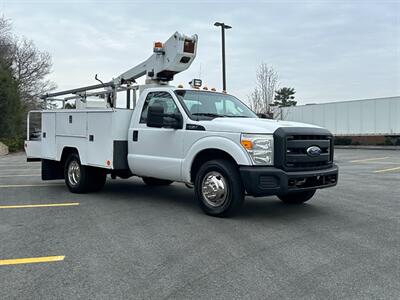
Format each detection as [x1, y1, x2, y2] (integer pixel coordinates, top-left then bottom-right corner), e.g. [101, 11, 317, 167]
[41, 31, 197, 104]
[114, 32, 198, 85]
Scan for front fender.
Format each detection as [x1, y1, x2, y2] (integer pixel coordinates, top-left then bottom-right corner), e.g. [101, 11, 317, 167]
[182, 136, 252, 182]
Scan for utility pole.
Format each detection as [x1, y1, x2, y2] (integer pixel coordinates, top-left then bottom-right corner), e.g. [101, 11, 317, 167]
[214, 22, 232, 92]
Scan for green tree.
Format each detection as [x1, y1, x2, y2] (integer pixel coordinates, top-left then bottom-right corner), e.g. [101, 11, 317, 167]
[273, 87, 297, 107]
[0, 67, 23, 139]
[0, 16, 54, 151]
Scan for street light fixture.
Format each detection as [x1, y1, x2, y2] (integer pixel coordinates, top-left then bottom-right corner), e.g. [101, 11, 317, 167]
[214, 22, 232, 92]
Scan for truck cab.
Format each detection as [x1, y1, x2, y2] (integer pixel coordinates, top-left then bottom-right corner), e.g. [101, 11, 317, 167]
[127, 86, 338, 216]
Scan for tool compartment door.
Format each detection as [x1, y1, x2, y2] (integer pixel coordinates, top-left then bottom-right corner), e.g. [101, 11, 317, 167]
[41, 112, 56, 159]
[86, 111, 113, 168]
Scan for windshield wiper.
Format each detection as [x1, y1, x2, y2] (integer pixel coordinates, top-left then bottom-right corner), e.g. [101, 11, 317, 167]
[191, 113, 251, 119]
[191, 113, 223, 118]
[222, 115, 250, 118]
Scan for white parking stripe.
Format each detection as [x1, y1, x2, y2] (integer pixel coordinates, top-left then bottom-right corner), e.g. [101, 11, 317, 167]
[0, 174, 40, 178]
[351, 157, 388, 163]
[0, 168, 41, 173]
[0, 183, 64, 188]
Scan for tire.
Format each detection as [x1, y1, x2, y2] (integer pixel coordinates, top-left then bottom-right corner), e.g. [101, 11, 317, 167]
[142, 177, 173, 186]
[195, 159, 244, 217]
[64, 153, 91, 193]
[278, 190, 316, 204]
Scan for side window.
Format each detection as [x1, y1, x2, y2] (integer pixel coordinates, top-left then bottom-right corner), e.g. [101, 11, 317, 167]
[140, 92, 179, 123]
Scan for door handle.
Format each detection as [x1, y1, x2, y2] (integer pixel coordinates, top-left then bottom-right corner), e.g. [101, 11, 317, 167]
[132, 130, 138, 142]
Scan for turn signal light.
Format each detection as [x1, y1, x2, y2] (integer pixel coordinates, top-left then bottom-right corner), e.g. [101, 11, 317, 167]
[154, 41, 163, 48]
[240, 140, 253, 150]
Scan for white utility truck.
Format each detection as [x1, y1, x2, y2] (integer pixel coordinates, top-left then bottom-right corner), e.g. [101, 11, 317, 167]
[25, 32, 338, 217]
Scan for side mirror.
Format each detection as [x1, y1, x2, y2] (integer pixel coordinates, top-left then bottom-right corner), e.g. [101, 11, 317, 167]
[167, 114, 183, 129]
[147, 105, 164, 128]
[147, 105, 183, 129]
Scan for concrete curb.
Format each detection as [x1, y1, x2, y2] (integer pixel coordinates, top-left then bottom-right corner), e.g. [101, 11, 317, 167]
[335, 145, 400, 151]
[0, 142, 9, 156]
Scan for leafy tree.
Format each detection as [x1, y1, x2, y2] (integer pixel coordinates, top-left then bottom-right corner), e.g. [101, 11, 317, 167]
[1, 16, 55, 110]
[273, 87, 297, 107]
[0, 67, 23, 139]
[0, 16, 54, 150]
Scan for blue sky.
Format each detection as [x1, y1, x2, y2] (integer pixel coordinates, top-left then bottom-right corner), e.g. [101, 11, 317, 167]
[1, 0, 399, 104]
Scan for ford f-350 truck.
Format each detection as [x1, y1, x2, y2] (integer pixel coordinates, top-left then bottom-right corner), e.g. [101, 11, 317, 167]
[25, 32, 338, 217]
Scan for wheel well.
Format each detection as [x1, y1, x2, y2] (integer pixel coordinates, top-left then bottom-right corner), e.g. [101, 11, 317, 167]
[60, 147, 79, 167]
[190, 149, 238, 182]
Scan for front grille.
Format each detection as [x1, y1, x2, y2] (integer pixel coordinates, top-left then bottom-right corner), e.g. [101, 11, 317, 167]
[274, 128, 334, 172]
[285, 134, 332, 171]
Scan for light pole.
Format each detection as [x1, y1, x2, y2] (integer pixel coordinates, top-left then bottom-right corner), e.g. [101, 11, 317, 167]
[214, 22, 232, 92]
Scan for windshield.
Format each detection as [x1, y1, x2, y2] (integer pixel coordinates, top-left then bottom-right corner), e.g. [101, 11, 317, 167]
[174, 90, 257, 120]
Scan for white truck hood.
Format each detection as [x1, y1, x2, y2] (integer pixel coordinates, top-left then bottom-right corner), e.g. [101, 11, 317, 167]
[198, 117, 321, 134]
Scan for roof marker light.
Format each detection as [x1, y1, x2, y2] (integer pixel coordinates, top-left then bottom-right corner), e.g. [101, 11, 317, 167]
[189, 79, 202, 88]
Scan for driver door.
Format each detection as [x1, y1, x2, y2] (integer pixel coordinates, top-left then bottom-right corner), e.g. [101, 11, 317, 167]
[128, 91, 185, 181]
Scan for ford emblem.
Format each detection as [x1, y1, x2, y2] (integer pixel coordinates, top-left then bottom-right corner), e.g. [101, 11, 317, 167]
[306, 146, 321, 157]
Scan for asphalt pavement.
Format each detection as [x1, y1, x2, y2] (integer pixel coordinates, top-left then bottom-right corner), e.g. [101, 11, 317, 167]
[0, 149, 399, 299]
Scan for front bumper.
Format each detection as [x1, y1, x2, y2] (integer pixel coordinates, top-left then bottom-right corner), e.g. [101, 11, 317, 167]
[239, 164, 338, 197]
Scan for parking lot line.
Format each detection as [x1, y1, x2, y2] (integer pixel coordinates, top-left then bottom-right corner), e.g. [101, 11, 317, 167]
[374, 166, 400, 173]
[0, 183, 64, 188]
[0, 174, 40, 178]
[0, 256, 65, 266]
[0, 168, 41, 172]
[350, 157, 388, 163]
[0, 164, 40, 168]
[0, 203, 79, 209]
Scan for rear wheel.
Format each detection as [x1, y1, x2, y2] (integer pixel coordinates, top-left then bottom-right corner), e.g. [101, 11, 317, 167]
[64, 153, 90, 193]
[195, 159, 244, 217]
[278, 190, 316, 204]
[142, 177, 173, 186]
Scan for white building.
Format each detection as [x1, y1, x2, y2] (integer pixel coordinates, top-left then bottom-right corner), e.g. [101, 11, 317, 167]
[280, 96, 400, 136]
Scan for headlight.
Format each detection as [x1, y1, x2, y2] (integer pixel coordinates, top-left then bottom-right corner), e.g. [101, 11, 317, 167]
[240, 134, 274, 165]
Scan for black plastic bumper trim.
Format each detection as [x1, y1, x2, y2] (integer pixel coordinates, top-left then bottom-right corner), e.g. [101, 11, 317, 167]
[239, 164, 338, 197]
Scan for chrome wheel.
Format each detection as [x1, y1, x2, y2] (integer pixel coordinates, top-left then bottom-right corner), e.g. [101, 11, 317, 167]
[68, 160, 81, 186]
[201, 171, 227, 207]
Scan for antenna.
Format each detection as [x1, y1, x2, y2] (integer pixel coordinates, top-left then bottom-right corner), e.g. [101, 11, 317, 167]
[95, 74, 104, 85]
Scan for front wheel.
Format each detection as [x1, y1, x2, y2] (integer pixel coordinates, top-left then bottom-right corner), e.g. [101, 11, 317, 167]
[195, 159, 244, 217]
[278, 190, 316, 204]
